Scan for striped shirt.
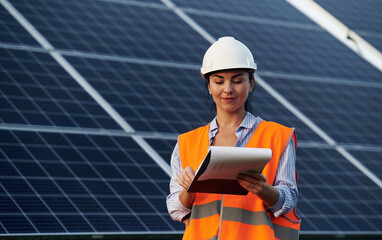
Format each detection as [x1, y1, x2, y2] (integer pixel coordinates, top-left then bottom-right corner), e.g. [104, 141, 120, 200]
[166, 112, 298, 222]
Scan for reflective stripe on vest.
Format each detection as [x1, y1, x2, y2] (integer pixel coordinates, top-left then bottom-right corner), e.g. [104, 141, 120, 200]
[190, 202, 299, 240]
[190, 200, 221, 220]
[179, 120, 300, 240]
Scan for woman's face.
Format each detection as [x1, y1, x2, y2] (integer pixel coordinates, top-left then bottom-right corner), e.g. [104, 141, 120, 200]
[208, 69, 254, 115]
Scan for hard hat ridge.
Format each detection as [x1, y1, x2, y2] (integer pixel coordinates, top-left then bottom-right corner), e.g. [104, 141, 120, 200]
[201, 36, 257, 77]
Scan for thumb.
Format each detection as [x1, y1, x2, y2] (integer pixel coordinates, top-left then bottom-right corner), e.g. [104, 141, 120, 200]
[185, 166, 195, 178]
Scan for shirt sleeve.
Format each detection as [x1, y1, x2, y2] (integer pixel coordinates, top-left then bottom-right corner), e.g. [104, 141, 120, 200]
[267, 139, 298, 218]
[166, 142, 192, 222]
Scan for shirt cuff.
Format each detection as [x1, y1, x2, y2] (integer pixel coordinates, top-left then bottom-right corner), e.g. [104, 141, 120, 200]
[267, 188, 285, 217]
[175, 194, 192, 222]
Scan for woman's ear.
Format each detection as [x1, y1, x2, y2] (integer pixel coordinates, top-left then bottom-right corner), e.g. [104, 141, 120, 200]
[204, 73, 211, 94]
[250, 76, 255, 92]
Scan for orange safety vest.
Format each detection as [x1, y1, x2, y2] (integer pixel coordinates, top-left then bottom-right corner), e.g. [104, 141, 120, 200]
[178, 120, 300, 240]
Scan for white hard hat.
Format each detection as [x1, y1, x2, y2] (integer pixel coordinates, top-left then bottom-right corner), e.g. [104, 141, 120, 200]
[201, 36, 257, 77]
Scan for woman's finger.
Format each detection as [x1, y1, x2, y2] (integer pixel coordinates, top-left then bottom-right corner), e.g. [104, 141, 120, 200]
[178, 167, 195, 189]
[236, 173, 266, 194]
[185, 167, 195, 177]
[236, 173, 254, 183]
[242, 171, 267, 182]
[184, 167, 195, 183]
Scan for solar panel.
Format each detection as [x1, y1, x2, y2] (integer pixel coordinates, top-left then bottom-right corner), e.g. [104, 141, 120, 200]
[0, 129, 184, 234]
[348, 150, 382, 180]
[144, 138, 177, 166]
[12, 0, 208, 64]
[315, 0, 382, 52]
[183, 12, 382, 82]
[61, 54, 323, 143]
[262, 76, 382, 146]
[172, 0, 316, 24]
[297, 146, 382, 232]
[0, 4, 39, 46]
[0, 48, 120, 129]
[64, 56, 209, 134]
[1, 0, 381, 237]
[251, 83, 325, 143]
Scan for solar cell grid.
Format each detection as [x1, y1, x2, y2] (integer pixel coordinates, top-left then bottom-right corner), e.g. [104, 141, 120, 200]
[297, 147, 382, 232]
[181, 12, 382, 82]
[172, 0, 317, 24]
[0, 129, 184, 233]
[314, 0, 382, 52]
[0, 4, 39, 46]
[264, 77, 382, 146]
[64, 54, 325, 142]
[65, 55, 210, 134]
[145, 138, 177, 165]
[12, 0, 209, 64]
[0, 48, 120, 129]
[250, 84, 324, 143]
[348, 150, 382, 180]
[315, 0, 382, 32]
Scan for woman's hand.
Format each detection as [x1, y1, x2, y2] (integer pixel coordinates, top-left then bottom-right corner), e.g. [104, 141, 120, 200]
[178, 167, 196, 208]
[236, 170, 279, 207]
[178, 166, 195, 190]
[236, 170, 267, 195]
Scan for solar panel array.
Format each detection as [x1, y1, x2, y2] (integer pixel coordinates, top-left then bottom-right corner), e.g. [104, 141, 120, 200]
[315, 0, 382, 53]
[1, 0, 381, 237]
[0, 129, 177, 233]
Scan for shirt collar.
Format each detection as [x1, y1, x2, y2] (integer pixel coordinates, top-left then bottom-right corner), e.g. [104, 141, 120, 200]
[210, 117, 218, 132]
[238, 112, 255, 130]
[209, 112, 254, 133]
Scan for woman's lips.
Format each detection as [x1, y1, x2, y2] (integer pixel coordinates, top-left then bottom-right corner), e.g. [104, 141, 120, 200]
[222, 97, 235, 103]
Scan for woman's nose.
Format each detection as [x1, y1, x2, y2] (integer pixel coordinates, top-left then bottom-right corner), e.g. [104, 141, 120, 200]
[224, 82, 233, 93]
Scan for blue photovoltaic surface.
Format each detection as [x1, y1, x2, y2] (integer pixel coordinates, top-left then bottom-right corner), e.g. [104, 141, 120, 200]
[0, 48, 120, 129]
[185, 13, 382, 82]
[0, 0, 381, 236]
[0, 129, 184, 234]
[12, 0, 209, 64]
[145, 138, 177, 166]
[172, 0, 317, 24]
[64, 55, 322, 142]
[250, 83, 324, 143]
[263, 76, 382, 146]
[297, 146, 382, 232]
[315, 0, 382, 52]
[64, 56, 209, 134]
[347, 150, 382, 180]
[0, 4, 39, 46]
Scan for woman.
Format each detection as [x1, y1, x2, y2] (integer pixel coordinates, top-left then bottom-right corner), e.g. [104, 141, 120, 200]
[167, 37, 300, 239]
